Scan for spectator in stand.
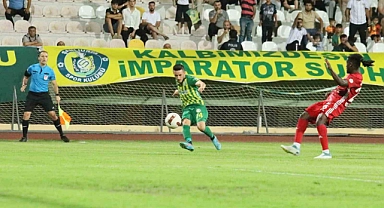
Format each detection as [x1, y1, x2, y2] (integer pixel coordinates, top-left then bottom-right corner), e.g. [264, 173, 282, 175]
[22, 26, 43, 47]
[296, 0, 323, 47]
[175, 0, 193, 34]
[104, 0, 123, 39]
[312, 33, 324, 50]
[282, 0, 299, 11]
[3, 0, 31, 25]
[220, 29, 243, 50]
[332, 34, 358, 52]
[57, 41, 65, 46]
[338, 0, 348, 22]
[331, 23, 343, 46]
[163, 43, 172, 49]
[286, 18, 313, 51]
[121, 0, 144, 47]
[137, 1, 169, 43]
[345, 0, 370, 46]
[327, 0, 337, 19]
[372, 34, 382, 43]
[239, 0, 256, 43]
[378, 0, 384, 35]
[217, 20, 233, 48]
[259, 0, 277, 44]
[117, 0, 128, 10]
[369, 17, 381, 40]
[326, 19, 336, 40]
[313, 0, 326, 12]
[207, 1, 229, 40]
[261, 0, 282, 10]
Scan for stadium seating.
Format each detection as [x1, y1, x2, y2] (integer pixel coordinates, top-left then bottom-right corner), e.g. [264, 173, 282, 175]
[241, 41, 257, 51]
[0, 20, 14, 32]
[0, 0, 373, 51]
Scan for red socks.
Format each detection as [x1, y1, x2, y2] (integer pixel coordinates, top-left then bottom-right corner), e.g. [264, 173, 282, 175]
[317, 124, 329, 150]
[294, 118, 308, 143]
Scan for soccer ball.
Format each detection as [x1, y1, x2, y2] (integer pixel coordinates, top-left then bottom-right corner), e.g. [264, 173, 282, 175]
[165, 113, 182, 129]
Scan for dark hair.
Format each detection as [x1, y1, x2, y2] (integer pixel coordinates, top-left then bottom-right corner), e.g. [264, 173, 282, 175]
[340, 34, 348, 39]
[173, 64, 184, 71]
[214, 0, 221, 4]
[348, 54, 375, 68]
[336, 24, 343, 28]
[313, 34, 321, 39]
[148, 1, 155, 5]
[304, 0, 313, 6]
[28, 26, 36, 30]
[38, 50, 48, 57]
[329, 18, 335, 22]
[111, 0, 119, 4]
[229, 29, 237, 39]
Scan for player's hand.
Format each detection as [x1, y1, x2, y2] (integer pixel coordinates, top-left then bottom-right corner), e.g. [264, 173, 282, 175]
[56, 95, 61, 104]
[198, 85, 205, 93]
[20, 85, 27, 92]
[172, 90, 179, 96]
[6, 8, 11, 14]
[325, 59, 333, 71]
[24, 8, 30, 14]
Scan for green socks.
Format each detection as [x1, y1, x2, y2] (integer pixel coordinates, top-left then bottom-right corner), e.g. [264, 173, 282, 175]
[203, 126, 215, 140]
[182, 125, 192, 143]
[183, 125, 215, 143]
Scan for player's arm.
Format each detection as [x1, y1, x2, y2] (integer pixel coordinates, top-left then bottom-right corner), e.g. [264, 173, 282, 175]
[173, 90, 179, 96]
[195, 80, 206, 93]
[51, 80, 61, 104]
[21, 68, 31, 92]
[325, 59, 348, 87]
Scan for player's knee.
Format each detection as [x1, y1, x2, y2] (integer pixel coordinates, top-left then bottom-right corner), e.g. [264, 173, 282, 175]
[47, 111, 57, 120]
[182, 119, 191, 126]
[197, 123, 206, 132]
[315, 114, 327, 126]
[299, 111, 310, 120]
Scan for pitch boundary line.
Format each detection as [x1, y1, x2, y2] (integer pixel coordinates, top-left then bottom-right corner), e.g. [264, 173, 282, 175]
[232, 168, 383, 184]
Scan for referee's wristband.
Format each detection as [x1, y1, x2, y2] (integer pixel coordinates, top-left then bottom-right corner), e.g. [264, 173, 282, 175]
[55, 94, 60, 96]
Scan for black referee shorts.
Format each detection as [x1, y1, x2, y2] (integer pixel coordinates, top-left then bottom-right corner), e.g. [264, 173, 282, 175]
[24, 91, 55, 113]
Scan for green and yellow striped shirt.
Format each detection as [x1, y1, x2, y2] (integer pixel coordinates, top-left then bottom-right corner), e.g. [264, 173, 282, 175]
[176, 75, 205, 108]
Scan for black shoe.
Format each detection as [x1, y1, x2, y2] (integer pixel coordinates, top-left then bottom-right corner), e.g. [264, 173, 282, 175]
[61, 135, 70, 143]
[19, 137, 28, 142]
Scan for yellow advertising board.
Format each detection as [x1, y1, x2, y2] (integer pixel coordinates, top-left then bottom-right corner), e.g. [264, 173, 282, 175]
[45, 47, 384, 86]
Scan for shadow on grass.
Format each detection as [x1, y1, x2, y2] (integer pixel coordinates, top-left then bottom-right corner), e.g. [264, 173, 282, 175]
[0, 193, 91, 208]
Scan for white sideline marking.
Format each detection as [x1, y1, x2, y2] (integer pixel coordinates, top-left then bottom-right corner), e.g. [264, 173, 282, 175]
[233, 168, 383, 184]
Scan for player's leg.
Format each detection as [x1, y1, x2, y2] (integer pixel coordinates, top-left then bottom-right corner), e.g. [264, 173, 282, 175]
[179, 108, 194, 151]
[21, 111, 32, 142]
[280, 111, 309, 155]
[195, 106, 221, 150]
[314, 113, 332, 159]
[281, 102, 322, 155]
[20, 93, 38, 142]
[41, 95, 69, 142]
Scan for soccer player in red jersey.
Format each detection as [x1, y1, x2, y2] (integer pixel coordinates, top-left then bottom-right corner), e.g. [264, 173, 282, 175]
[281, 54, 374, 159]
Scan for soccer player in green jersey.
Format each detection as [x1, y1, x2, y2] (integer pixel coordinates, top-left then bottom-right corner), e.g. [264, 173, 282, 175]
[172, 64, 221, 151]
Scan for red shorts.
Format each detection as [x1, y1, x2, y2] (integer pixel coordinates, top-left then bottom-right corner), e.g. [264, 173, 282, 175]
[305, 100, 346, 124]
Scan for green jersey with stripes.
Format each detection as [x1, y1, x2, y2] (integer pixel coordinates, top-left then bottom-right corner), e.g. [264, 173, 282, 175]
[177, 75, 205, 108]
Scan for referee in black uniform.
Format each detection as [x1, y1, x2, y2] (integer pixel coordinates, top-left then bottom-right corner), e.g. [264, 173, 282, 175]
[20, 50, 69, 142]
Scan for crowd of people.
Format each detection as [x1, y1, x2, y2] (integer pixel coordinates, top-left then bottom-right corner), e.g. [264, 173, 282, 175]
[3, 0, 384, 51]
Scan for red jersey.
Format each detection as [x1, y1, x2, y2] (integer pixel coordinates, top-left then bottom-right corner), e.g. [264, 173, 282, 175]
[305, 73, 363, 123]
[322, 73, 363, 116]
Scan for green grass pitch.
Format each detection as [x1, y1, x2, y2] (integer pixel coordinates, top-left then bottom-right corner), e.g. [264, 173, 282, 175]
[0, 140, 383, 208]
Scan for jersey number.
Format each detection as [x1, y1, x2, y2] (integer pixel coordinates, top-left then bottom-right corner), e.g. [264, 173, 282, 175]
[197, 112, 203, 119]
